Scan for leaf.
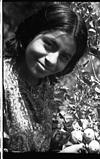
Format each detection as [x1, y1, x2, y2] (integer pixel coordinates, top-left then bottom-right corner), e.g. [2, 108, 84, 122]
[88, 28, 96, 33]
[95, 86, 100, 93]
[89, 21, 94, 28]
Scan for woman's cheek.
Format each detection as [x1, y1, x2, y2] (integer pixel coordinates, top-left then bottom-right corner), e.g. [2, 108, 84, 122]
[56, 61, 67, 72]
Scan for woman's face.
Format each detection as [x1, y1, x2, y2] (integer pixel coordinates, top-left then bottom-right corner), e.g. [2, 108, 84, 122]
[25, 30, 76, 78]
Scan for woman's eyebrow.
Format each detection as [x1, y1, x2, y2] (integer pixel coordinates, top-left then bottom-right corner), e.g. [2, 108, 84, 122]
[42, 36, 59, 47]
[55, 33, 67, 39]
[44, 33, 68, 45]
[44, 32, 67, 39]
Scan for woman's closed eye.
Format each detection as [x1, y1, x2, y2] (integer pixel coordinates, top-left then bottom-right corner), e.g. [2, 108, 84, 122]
[42, 37, 59, 52]
[60, 52, 71, 62]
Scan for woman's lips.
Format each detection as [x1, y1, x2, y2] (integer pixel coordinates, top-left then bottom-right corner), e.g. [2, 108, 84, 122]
[37, 61, 48, 70]
[37, 60, 55, 72]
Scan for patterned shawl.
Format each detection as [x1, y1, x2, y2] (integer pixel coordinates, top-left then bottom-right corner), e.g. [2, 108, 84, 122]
[3, 58, 58, 152]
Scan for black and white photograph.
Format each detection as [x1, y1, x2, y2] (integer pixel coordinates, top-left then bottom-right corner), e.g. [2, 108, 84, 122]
[2, 1, 100, 157]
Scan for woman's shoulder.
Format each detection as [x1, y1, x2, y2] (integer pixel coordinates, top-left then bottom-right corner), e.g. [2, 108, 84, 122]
[4, 58, 14, 72]
[3, 58, 18, 91]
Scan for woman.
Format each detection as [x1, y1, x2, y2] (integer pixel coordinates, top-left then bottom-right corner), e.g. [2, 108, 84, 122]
[3, 2, 87, 152]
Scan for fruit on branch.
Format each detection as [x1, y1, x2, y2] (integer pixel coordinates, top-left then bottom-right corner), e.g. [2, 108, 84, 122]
[71, 130, 83, 144]
[60, 143, 85, 153]
[88, 140, 100, 153]
[83, 128, 95, 144]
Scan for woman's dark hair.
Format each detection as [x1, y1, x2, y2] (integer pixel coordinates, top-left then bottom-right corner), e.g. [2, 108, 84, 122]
[5, 2, 87, 76]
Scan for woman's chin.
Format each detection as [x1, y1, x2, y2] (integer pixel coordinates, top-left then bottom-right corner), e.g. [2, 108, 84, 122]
[31, 70, 48, 79]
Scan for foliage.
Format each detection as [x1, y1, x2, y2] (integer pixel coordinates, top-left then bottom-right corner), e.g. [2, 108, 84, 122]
[3, 2, 100, 153]
[51, 2, 100, 153]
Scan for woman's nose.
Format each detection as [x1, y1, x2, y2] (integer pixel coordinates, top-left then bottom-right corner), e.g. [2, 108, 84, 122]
[45, 52, 59, 67]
